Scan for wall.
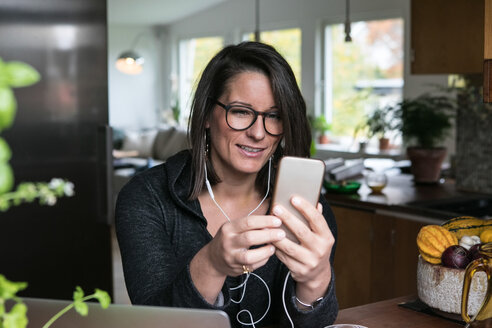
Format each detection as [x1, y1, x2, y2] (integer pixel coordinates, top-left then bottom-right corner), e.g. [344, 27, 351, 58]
[455, 101, 492, 193]
[108, 25, 161, 129]
[109, 0, 454, 155]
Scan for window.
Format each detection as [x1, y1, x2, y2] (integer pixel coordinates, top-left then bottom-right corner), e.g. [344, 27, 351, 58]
[246, 28, 302, 87]
[178, 36, 224, 124]
[323, 18, 403, 148]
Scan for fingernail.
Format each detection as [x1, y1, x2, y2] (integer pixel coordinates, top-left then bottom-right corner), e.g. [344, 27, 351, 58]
[277, 230, 286, 239]
[270, 245, 276, 253]
[273, 218, 281, 226]
[273, 205, 282, 215]
[292, 197, 301, 205]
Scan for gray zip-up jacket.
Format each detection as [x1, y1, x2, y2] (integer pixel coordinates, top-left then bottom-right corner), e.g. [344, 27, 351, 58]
[115, 150, 338, 328]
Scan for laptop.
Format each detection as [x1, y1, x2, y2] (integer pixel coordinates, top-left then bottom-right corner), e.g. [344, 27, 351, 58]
[21, 298, 231, 328]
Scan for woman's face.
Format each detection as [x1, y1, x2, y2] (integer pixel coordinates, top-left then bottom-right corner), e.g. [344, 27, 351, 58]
[206, 71, 281, 179]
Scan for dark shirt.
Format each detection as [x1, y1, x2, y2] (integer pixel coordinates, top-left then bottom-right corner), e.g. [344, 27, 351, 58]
[115, 150, 338, 328]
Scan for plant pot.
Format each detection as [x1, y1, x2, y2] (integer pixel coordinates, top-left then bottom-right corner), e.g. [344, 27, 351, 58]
[407, 147, 447, 183]
[318, 134, 330, 144]
[358, 141, 367, 153]
[379, 137, 390, 151]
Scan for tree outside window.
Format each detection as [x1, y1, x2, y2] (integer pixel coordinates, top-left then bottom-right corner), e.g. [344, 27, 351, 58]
[178, 37, 223, 125]
[324, 18, 403, 147]
[247, 28, 302, 87]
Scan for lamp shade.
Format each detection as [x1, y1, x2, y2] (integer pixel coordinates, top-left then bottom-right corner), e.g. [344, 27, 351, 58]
[115, 51, 144, 75]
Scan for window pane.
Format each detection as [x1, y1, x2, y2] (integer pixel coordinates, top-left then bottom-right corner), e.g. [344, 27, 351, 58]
[178, 37, 223, 124]
[246, 28, 302, 87]
[324, 18, 403, 145]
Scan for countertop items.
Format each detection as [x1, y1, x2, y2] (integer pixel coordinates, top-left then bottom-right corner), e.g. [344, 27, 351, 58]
[326, 159, 365, 182]
[325, 173, 492, 220]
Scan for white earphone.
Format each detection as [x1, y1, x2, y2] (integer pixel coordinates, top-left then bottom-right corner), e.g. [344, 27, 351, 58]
[203, 156, 295, 328]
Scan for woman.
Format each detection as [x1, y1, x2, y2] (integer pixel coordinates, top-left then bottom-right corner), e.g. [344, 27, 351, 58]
[116, 41, 338, 328]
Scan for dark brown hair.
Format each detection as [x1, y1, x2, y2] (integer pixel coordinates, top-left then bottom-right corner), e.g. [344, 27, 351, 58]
[187, 41, 311, 200]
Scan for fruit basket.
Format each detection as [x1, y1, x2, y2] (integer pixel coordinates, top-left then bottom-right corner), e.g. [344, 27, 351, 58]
[416, 217, 492, 315]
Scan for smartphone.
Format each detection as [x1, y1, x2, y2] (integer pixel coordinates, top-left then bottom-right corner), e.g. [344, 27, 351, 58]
[271, 156, 325, 243]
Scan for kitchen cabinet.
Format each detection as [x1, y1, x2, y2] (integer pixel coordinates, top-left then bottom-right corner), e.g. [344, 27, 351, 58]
[332, 205, 373, 309]
[411, 0, 484, 74]
[332, 205, 426, 309]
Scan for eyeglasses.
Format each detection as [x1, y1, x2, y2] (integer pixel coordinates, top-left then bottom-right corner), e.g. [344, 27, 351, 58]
[213, 99, 283, 136]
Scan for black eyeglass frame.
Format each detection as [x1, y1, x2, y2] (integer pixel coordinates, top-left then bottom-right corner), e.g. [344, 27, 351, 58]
[212, 99, 283, 136]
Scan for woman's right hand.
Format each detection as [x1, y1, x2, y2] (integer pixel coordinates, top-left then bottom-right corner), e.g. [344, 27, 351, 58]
[190, 214, 285, 304]
[206, 215, 286, 277]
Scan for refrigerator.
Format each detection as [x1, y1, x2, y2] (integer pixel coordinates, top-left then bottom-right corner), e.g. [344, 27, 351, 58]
[0, 0, 113, 299]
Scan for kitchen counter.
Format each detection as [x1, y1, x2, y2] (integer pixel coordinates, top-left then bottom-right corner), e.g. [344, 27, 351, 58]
[324, 173, 491, 222]
[327, 173, 491, 309]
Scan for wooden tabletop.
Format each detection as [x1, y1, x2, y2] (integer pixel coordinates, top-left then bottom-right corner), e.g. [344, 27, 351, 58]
[334, 296, 464, 327]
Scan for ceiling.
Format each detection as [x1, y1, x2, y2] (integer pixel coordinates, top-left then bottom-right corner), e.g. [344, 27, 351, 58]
[107, 0, 228, 25]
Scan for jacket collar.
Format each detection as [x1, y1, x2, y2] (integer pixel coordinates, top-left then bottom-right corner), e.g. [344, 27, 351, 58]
[165, 150, 204, 220]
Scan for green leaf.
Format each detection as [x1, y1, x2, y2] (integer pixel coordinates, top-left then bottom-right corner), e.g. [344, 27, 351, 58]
[0, 196, 10, 211]
[0, 137, 11, 162]
[73, 286, 84, 301]
[0, 163, 14, 194]
[3, 303, 28, 328]
[93, 289, 111, 309]
[0, 275, 27, 300]
[5, 61, 40, 88]
[73, 300, 88, 316]
[0, 87, 16, 132]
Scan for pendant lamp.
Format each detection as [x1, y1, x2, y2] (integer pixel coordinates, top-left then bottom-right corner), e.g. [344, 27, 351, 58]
[115, 33, 146, 75]
[254, 0, 260, 42]
[344, 0, 352, 42]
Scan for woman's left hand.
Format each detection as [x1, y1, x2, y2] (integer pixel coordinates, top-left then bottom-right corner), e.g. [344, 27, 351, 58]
[272, 196, 334, 304]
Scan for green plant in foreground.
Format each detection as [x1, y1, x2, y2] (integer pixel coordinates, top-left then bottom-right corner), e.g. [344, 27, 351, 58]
[0, 58, 74, 207]
[0, 274, 111, 328]
[0, 178, 74, 212]
[0, 59, 107, 327]
[42, 286, 110, 328]
[0, 57, 40, 194]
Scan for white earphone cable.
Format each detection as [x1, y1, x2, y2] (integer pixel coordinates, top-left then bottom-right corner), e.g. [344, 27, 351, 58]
[205, 157, 271, 222]
[205, 157, 294, 328]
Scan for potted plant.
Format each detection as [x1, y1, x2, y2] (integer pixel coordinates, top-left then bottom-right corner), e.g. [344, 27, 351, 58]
[352, 121, 370, 153]
[312, 115, 332, 144]
[365, 106, 395, 151]
[391, 93, 455, 183]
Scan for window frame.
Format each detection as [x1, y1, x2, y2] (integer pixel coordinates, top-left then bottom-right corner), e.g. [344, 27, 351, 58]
[318, 13, 405, 146]
[176, 35, 225, 124]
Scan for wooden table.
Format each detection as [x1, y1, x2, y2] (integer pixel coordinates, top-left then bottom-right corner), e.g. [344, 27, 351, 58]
[334, 296, 464, 327]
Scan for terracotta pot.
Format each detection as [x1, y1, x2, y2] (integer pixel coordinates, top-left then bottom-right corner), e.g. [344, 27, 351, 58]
[407, 147, 447, 183]
[318, 134, 330, 144]
[379, 137, 390, 151]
